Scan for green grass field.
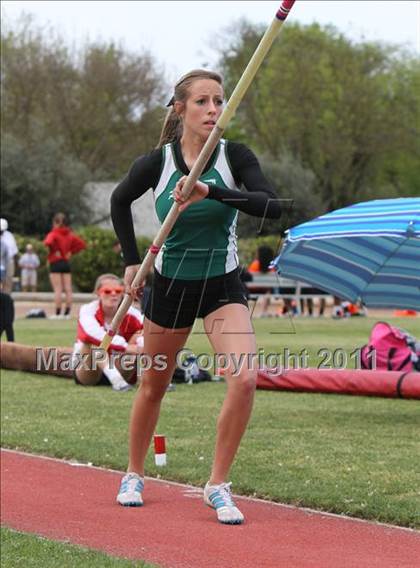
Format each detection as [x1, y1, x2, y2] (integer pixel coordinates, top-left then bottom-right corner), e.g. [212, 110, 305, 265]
[1, 315, 420, 565]
[1, 528, 156, 567]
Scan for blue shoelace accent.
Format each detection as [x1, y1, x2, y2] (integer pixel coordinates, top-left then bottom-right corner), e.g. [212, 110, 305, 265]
[120, 476, 144, 494]
[209, 488, 234, 510]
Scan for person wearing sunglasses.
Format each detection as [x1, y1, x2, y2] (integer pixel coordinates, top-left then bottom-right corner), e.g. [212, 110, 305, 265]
[72, 273, 144, 391]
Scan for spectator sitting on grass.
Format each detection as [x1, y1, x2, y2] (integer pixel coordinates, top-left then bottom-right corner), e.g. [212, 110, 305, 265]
[71, 273, 144, 392]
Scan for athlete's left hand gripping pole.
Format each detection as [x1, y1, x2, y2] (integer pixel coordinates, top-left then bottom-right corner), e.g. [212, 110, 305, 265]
[100, 0, 296, 350]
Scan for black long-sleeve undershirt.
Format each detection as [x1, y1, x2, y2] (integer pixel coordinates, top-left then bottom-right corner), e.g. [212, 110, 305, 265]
[111, 139, 282, 265]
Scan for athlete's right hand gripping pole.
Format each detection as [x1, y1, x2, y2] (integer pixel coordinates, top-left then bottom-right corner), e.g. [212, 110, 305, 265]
[100, 0, 296, 350]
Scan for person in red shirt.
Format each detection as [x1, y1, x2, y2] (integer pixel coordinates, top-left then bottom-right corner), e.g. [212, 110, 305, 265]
[43, 212, 86, 319]
[72, 273, 144, 391]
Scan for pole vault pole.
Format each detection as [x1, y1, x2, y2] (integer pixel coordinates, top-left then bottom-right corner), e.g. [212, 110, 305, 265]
[101, 0, 296, 350]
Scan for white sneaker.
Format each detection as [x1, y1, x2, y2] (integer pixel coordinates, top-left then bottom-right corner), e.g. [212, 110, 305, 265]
[103, 368, 133, 392]
[117, 472, 144, 506]
[204, 481, 244, 524]
[111, 379, 133, 392]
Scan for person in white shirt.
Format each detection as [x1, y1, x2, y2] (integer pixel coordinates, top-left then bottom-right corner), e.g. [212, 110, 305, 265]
[0, 223, 15, 341]
[72, 273, 144, 391]
[18, 244, 40, 292]
[0, 231, 10, 285]
[0, 219, 18, 294]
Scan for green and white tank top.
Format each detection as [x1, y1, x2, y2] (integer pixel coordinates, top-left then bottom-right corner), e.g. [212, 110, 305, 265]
[154, 139, 240, 280]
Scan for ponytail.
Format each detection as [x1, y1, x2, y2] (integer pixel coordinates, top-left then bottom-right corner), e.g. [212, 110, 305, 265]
[157, 107, 183, 148]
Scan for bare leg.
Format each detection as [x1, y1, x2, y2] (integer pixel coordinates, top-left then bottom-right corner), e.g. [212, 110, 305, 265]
[127, 319, 191, 475]
[332, 296, 343, 317]
[49, 273, 63, 314]
[74, 343, 106, 385]
[300, 298, 305, 315]
[74, 340, 142, 386]
[204, 304, 257, 484]
[0, 342, 74, 378]
[260, 293, 270, 317]
[282, 298, 292, 315]
[62, 273, 72, 315]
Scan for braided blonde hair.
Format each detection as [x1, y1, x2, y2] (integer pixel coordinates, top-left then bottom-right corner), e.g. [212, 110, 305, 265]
[157, 69, 223, 148]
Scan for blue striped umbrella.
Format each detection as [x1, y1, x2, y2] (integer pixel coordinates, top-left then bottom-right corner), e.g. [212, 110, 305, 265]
[272, 198, 420, 310]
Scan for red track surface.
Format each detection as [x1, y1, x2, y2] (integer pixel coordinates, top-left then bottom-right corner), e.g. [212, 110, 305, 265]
[2, 449, 419, 568]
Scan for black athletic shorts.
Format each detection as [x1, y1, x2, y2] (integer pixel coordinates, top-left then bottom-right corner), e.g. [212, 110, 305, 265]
[73, 366, 137, 386]
[144, 268, 249, 329]
[49, 259, 71, 273]
[73, 370, 110, 386]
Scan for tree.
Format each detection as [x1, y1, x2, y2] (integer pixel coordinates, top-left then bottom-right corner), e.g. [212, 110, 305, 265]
[375, 56, 420, 197]
[43, 42, 166, 176]
[71, 227, 151, 292]
[236, 152, 321, 238]
[1, 15, 169, 236]
[1, 15, 167, 178]
[1, 124, 91, 235]
[219, 22, 420, 212]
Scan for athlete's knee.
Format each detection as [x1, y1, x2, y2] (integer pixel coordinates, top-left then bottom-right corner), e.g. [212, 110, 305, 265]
[230, 369, 257, 397]
[75, 368, 102, 386]
[140, 374, 171, 403]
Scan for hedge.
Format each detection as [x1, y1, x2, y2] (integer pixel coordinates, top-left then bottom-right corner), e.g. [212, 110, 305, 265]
[13, 228, 282, 292]
[71, 227, 151, 292]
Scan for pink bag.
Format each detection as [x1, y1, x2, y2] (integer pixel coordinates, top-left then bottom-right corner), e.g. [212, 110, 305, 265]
[361, 321, 417, 372]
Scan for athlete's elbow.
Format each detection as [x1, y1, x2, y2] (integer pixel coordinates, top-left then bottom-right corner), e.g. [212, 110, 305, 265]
[110, 185, 122, 208]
